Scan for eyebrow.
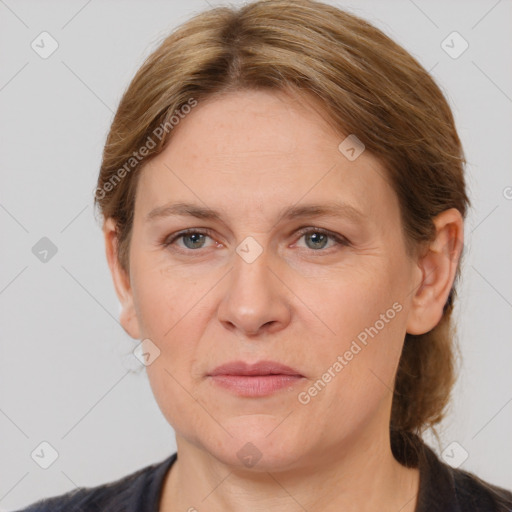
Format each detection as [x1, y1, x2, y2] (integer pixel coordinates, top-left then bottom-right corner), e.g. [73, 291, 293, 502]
[145, 201, 365, 224]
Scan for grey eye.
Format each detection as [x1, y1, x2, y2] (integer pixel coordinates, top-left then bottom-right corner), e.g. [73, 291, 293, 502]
[304, 232, 329, 250]
[181, 233, 208, 249]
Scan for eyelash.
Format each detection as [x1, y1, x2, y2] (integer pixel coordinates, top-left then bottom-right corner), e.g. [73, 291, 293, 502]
[161, 227, 350, 254]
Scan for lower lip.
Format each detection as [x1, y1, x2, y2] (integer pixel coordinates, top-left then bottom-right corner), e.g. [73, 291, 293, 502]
[208, 375, 304, 397]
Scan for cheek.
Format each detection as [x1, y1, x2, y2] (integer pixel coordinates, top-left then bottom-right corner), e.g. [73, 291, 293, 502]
[130, 252, 206, 338]
[145, 360, 213, 444]
[136, 272, 207, 432]
[301, 261, 407, 397]
[309, 261, 405, 342]
[131, 257, 209, 395]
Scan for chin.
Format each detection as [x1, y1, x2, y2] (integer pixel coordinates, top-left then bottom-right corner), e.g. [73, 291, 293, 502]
[207, 416, 307, 472]
[217, 443, 305, 473]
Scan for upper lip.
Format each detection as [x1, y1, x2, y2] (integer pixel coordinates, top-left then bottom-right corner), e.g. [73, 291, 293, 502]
[208, 360, 303, 377]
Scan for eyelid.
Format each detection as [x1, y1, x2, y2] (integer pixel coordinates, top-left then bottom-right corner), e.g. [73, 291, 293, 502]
[162, 226, 350, 252]
[292, 226, 350, 252]
[162, 228, 217, 248]
[293, 226, 350, 244]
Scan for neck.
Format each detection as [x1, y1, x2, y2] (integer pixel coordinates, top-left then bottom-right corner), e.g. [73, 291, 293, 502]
[159, 428, 420, 512]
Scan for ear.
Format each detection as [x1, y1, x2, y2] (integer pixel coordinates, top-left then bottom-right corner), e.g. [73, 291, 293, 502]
[103, 218, 141, 340]
[406, 208, 464, 335]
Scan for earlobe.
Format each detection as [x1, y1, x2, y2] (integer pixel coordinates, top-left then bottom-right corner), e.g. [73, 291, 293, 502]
[406, 208, 464, 335]
[103, 218, 141, 340]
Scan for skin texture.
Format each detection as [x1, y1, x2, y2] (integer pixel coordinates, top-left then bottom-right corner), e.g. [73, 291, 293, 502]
[103, 89, 463, 511]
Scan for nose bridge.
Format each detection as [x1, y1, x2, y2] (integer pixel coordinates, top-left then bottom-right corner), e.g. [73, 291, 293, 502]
[231, 236, 274, 306]
[217, 235, 289, 335]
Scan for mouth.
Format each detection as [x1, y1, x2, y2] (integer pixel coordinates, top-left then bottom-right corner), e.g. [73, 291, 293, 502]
[207, 360, 305, 397]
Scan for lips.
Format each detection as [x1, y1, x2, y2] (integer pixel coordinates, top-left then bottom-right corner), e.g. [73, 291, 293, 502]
[208, 360, 303, 377]
[207, 360, 304, 397]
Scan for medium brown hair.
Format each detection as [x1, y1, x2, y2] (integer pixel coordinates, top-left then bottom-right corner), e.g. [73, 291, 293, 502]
[94, 0, 470, 435]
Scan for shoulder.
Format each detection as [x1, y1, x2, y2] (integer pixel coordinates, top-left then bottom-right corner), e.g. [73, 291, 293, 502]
[13, 452, 177, 512]
[451, 467, 512, 511]
[391, 430, 512, 512]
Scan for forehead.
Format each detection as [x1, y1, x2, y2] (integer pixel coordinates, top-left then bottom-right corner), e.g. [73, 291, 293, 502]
[168, 89, 347, 168]
[135, 89, 398, 227]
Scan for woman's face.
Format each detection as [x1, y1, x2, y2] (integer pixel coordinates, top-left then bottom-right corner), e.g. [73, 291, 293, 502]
[116, 89, 424, 470]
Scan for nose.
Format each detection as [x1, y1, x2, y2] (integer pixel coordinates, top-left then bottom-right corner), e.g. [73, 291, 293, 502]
[217, 241, 292, 337]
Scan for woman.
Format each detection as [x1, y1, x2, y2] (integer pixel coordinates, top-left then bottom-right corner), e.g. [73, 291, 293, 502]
[17, 0, 512, 510]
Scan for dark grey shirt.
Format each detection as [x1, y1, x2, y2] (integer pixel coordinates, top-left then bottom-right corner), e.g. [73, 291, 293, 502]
[14, 432, 512, 511]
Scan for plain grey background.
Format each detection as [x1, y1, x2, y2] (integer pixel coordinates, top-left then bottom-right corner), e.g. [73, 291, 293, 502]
[1, 0, 511, 510]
